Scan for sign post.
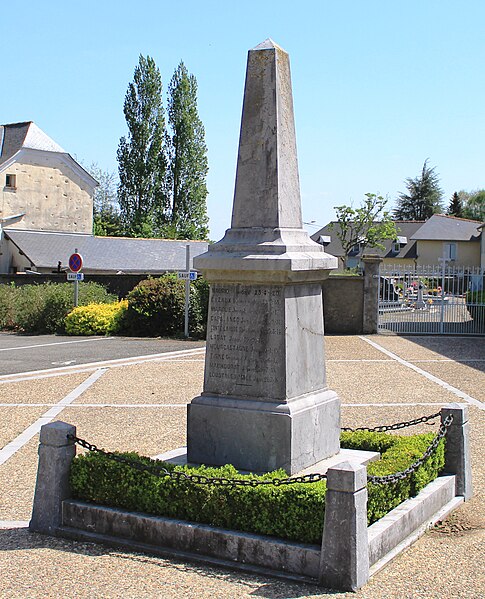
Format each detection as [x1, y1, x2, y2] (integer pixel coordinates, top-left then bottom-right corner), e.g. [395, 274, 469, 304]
[177, 245, 198, 338]
[68, 250, 83, 307]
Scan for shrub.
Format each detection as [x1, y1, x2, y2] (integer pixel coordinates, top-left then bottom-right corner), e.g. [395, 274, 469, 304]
[0, 283, 17, 330]
[120, 274, 209, 338]
[70, 430, 445, 544]
[13, 282, 116, 334]
[65, 301, 128, 336]
[466, 289, 485, 326]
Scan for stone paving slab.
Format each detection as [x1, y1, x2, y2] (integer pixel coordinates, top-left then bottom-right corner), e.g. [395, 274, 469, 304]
[60, 407, 187, 457]
[75, 360, 204, 405]
[325, 336, 392, 361]
[328, 361, 460, 405]
[0, 373, 90, 404]
[0, 407, 47, 447]
[411, 362, 485, 402]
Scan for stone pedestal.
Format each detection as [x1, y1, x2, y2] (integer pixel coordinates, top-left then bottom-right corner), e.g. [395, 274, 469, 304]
[187, 39, 340, 474]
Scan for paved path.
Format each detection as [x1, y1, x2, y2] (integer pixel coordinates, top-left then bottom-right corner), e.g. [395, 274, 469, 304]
[0, 335, 483, 598]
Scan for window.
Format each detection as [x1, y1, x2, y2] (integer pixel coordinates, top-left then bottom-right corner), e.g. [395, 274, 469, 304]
[444, 242, 457, 261]
[392, 241, 401, 254]
[5, 174, 16, 189]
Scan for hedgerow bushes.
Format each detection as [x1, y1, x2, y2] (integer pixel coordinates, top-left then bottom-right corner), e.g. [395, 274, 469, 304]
[69, 430, 446, 544]
[0, 275, 209, 338]
[64, 301, 128, 336]
[0, 282, 116, 334]
[119, 274, 209, 338]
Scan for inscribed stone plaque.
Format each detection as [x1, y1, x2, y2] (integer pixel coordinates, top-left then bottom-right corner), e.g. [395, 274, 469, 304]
[204, 283, 286, 400]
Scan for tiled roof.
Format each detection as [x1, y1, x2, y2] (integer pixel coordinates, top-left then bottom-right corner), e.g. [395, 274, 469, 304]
[4, 229, 209, 273]
[410, 214, 483, 241]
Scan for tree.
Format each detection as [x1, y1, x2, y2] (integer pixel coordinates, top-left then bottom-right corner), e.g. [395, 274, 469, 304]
[163, 61, 209, 240]
[447, 192, 463, 218]
[458, 190, 485, 221]
[330, 193, 398, 269]
[394, 160, 444, 220]
[85, 163, 123, 236]
[117, 55, 167, 237]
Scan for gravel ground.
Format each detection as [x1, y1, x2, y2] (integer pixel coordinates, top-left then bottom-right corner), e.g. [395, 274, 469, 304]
[0, 334, 483, 599]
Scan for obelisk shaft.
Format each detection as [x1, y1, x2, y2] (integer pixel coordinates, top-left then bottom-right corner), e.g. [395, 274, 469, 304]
[232, 39, 302, 229]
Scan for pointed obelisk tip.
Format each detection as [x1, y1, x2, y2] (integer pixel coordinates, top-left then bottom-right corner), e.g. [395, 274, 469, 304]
[251, 38, 287, 53]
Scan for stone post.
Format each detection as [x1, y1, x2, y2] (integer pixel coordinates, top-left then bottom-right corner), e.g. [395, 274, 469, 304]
[441, 404, 472, 500]
[30, 421, 76, 534]
[362, 255, 382, 334]
[319, 462, 369, 591]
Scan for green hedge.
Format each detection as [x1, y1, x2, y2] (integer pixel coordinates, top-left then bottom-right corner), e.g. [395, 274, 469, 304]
[119, 274, 209, 339]
[69, 431, 445, 544]
[64, 301, 128, 336]
[0, 282, 116, 334]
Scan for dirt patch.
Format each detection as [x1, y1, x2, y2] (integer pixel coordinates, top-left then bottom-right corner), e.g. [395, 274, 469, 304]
[431, 510, 485, 536]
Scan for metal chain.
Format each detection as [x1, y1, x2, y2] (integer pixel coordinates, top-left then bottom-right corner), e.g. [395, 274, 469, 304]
[67, 435, 326, 487]
[68, 412, 453, 489]
[367, 413, 453, 485]
[341, 411, 441, 433]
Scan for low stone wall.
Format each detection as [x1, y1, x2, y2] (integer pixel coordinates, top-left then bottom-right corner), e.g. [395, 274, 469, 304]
[29, 404, 471, 591]
[1, 269, 375, 334]
[323, 276, 364, 334]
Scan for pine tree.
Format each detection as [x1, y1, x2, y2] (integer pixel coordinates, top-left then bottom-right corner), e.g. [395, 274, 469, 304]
[163, 61, 209, 240]
[117, 55, 167, 237]
[394, 160, 444, 221]
[447, 192, 463, 218]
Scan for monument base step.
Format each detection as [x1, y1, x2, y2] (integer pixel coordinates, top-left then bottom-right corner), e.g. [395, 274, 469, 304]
[152, 447, 380, 476]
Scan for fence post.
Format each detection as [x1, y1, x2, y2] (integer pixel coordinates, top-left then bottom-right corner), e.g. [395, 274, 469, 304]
[362, 255, 382, 334]
[29, 421, 77, 534]
[319, 462, 369, 591]
[441, 404, 473, 500]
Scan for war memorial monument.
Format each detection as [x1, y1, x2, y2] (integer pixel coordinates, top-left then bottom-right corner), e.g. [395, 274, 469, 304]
[187, 39, 340, 475]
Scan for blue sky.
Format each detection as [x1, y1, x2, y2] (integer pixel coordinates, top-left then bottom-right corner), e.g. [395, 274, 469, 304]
[2, 1, 484, 240]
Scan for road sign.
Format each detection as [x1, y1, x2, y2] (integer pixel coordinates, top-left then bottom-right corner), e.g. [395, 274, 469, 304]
[178, 271, 197, 281]
[67, 272, 84, 281]
[69, 253, 83, 273]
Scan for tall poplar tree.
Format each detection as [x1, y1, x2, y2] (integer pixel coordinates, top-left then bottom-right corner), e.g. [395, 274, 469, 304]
[117, 55, 167, 236]
[163, 61, 209, 240]
[394, 160, 444, 221]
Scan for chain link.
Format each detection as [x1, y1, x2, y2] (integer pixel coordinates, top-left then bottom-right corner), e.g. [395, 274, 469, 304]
[67, 435, 327, 487]
[367, 413, 453, 485]
[341, 411, 441, 433]
[68, 412, 453, 488]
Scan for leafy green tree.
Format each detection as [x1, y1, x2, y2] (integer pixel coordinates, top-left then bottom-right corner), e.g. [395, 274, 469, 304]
[394, 160, 444, 220]
[447, 192, 463, 218]
[163, 61, 209, 240]
[458, 190, 485, 221]
[117, 55, 168, 237]
[85, 163, 124, 236]
[330, 193, 398, 269]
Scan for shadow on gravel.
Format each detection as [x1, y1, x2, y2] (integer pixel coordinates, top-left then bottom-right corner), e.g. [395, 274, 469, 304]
[0, 528, 336, 597]
[389, 335, 485, 375]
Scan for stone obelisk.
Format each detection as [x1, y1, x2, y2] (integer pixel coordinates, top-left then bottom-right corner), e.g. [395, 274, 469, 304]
[187, 39, 340, 474]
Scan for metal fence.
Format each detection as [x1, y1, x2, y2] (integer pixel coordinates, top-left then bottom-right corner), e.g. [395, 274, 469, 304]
[378, 264, 485, 335]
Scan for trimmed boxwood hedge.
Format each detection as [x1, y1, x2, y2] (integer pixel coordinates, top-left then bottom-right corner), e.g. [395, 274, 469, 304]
[69, 431, 445, 545]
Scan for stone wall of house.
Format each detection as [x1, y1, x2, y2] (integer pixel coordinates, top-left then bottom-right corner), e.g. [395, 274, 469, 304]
[417, 240, 481, 267]
[1, 156, 93, 233]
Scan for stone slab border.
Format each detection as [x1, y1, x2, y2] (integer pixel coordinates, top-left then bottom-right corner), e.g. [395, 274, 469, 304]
[29, 403, 472, 591]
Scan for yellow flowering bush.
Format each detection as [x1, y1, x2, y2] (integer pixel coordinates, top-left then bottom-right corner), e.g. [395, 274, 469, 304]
[65, 301, 128, 336]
